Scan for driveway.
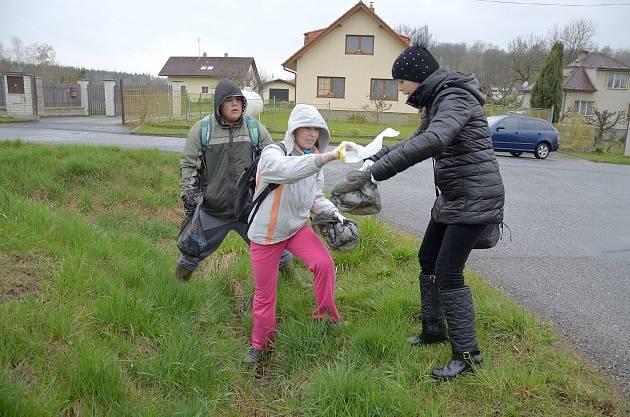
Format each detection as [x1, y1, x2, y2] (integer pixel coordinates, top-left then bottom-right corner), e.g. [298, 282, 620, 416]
[1, 119, 628, 394]
[0, 116, 185, 152]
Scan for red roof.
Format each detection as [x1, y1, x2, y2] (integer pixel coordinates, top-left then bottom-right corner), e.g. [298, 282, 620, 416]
[282, 1, 411, 71]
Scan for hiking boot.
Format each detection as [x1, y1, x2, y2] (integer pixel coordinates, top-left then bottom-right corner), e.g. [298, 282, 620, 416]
[175, 263, 193, 281]
[243, 346, 265, 364]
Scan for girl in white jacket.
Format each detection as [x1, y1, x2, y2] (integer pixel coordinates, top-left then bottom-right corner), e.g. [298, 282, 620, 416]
[244, 104, 354, 364]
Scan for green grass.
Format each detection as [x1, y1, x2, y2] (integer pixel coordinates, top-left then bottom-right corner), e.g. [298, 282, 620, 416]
[0, 140, 628, 416]
[562, 150, 630, 165]
[0, 114, 34, 123]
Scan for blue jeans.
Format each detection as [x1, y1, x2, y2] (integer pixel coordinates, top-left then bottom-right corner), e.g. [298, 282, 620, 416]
[178, 210, 292, 272]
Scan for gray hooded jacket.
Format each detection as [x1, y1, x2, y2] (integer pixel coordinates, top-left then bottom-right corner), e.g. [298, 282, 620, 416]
[247, 104, 338, 244]
[179, 79, 273, 219]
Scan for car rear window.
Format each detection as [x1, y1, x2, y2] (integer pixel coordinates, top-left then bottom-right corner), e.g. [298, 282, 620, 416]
[519, 118, 538, 130]
[535, 120, 554, 131]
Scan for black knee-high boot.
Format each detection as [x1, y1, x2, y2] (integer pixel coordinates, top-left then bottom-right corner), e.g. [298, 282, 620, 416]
[431, 286, 483, 380]
[408, 274, 448, 346]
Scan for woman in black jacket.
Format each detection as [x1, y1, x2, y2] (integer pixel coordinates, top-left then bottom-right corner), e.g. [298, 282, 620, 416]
[366, 31, 505, 380]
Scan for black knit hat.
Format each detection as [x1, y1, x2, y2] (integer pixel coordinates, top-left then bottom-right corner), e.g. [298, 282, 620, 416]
[392, 29, 439, 83]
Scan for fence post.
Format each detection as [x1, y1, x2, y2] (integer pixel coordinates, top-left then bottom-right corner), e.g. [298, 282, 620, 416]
[624, 121, 630, 157]
[170, 81, 184, 119]
[119, 79, 125, 123]
[549, 105, 555, 123]
[78, 80, 89, 116]
[35, 77, 44, 116]
[103, 80, 116, 117]
[272, 96, 276, 131]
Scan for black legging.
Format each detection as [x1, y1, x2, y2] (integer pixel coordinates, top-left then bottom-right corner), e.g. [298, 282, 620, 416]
[418, 219, 486, 291]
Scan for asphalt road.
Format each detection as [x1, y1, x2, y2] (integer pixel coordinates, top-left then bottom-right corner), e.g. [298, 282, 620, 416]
[2, 117, 629, 395]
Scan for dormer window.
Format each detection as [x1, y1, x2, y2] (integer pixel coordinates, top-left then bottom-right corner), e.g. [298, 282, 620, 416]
[345, 35, 374, 55]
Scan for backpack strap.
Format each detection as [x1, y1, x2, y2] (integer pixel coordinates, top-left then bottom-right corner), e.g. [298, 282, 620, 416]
[202, 114, 259, 148]
[247, 142, 288, 223]
[200, 115, 212, 146]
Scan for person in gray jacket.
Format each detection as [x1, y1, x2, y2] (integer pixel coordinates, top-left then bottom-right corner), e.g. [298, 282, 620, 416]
[243, 104, 355, 364]
[364, 32, 505, 380]
[176, 78, 292, 281]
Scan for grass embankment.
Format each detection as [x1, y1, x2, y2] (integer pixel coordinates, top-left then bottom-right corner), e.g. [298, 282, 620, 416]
[561, 150, 630, 165]
[1, 141, 628, 416]
[132, 112, 416, 145]
[0, 114, 34, 123]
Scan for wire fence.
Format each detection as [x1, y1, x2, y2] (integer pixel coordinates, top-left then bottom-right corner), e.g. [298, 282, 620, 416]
[555, 115, 627, 153]
[42, 81, 81, 107]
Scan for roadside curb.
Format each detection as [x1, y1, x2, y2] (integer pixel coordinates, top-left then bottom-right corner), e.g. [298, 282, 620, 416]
[130, 130, 186, 138]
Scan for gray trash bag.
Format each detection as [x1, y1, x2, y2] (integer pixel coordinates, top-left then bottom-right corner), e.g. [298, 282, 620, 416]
[311, 211, 360, 252]
[330, 170, 382, 215]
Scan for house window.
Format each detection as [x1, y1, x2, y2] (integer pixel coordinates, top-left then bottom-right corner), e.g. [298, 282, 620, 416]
[317, 77, 345, 98]
[574, 100, 594, 115]
[607, 72, 628, 89]
[201, 86, 209, 94]
[345, 35, 374, 55]
[370, 79, 398, 100]
[7, 76, 25, 94]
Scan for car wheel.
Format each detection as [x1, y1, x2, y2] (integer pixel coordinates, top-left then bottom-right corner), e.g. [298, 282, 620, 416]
[534, 143, 550, 159]
[510, 152, 522, 157]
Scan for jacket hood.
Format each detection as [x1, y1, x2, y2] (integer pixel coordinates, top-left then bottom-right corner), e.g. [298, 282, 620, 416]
[283, 104, 330, 154]
[407, 68, 486, 109]
[214, 78, 248, 126]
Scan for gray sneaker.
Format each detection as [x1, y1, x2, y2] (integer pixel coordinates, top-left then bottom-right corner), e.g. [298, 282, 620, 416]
[243, 346, 264, 364]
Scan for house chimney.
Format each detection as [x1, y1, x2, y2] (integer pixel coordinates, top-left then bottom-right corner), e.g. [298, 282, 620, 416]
[369, 1, 374, 11]
[202, 52, 207, 57]
[224, 52, 228, 57]
[577, 50, 589, 63]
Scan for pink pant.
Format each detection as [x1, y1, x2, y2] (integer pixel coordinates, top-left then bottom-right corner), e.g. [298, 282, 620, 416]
[250, 225, 340, 350]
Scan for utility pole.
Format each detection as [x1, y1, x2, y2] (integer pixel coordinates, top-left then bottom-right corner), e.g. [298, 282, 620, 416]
[197, 38, 200, 57]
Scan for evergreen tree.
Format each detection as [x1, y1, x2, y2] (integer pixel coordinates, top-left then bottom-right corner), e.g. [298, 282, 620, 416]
[530, 41, 564, 122]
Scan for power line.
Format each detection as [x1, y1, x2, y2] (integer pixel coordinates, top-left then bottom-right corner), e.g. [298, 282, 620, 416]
[474, 0, 630, 6]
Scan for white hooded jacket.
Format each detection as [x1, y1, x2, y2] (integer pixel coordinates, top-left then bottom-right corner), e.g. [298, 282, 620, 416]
[247, 104, 338, 245]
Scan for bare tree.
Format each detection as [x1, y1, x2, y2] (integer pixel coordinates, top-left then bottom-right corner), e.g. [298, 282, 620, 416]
[0, 41, 7, 61]
[10, 37, 25, 71]
[549, 18, 596, 64]
[508, 34, 547, 84]
[394, 24, 436, 47]
[584, 108, 626, 147]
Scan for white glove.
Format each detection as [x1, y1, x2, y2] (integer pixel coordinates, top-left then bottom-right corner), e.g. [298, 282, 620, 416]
[359, 159, 374, 171]
[334, 211, 347, 223]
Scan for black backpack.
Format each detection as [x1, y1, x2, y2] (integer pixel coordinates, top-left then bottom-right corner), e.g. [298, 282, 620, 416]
[234, 142, 287, 224]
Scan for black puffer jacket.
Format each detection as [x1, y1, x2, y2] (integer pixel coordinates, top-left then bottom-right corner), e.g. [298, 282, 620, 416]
[371, 69, 504, 224]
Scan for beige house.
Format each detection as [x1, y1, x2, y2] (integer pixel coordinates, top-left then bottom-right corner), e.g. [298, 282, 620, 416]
[262, 79, 295, 102]
[158, 55, 260, 96]
[520, 51, 630, 121]
[282, 1, 414, 115]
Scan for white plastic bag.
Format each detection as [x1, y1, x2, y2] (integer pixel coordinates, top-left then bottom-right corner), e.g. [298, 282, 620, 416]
[339, 128, 400, 164]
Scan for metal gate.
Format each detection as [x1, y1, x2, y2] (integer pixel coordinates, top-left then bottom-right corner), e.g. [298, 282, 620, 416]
[88, 83, 105, 115]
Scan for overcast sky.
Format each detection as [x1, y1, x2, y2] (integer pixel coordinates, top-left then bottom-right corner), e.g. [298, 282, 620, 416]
[2, 0, 629, 78]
